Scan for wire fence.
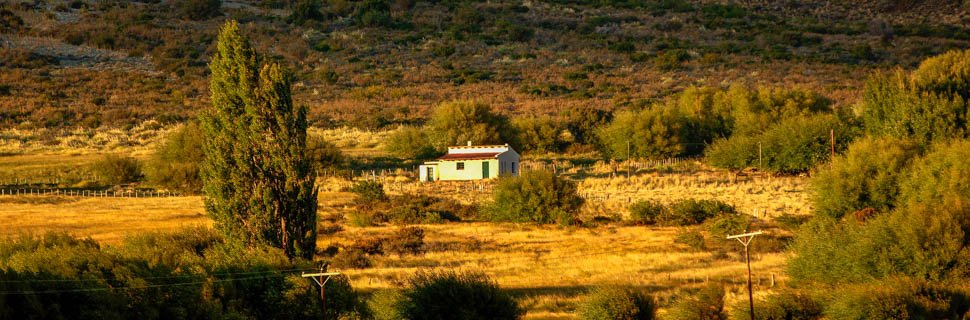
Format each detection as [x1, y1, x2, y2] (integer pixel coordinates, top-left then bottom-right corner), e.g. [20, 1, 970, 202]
[0, 188, 182, 198]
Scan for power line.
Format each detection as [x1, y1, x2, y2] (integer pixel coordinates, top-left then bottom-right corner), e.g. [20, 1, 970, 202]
[0, 268, 316, 284]
[0, 269, 313, 295]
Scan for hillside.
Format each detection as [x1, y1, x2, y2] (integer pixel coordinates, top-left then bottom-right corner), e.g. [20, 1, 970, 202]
[1, 0, 969, 129]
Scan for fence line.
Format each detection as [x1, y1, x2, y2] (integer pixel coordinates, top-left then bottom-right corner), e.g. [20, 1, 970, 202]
[0, 188, 182, 198]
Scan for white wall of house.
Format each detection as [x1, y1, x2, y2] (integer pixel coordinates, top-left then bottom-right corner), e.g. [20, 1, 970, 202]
[438, 159, 499, 181]
[497, 151, 520, 176]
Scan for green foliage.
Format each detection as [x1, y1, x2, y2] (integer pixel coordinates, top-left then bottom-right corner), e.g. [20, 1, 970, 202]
[911, 49, 970, 100]
[704, 213, 750, 237]
[859, 69, 968, 143]
[487, 170, 584, 225]
[627, 199, 735, 226]
[427, 100, 515, 151]
[704, 134, 758, 171]
[823, 279, 970, 320]
[899, 139, 970, 209]
[200, 21, 318, 259]
[147, 121, 204, 193]
[93, 154, 143, 185]
[396, 270, 523, 320]
[810, 137, 923, 219]
[673, 229, 706, 251]
[597, 105, 688, 159]
[355, 0, 393, 28]
[654, 50, 688, 71]
[349, 180, 387, 203]
[386, 195, 461, 224]
[307, 135, 346, 170]
[0, 230, 365, 319]
[289, 0, 325, 26]
[665, 283, 727, 320]
[564, 106, 612, 145]
[578, 286, 656, 320]
[170, 0, 222, 21]
[385, 126, 438, 160]
[627, 201, 665, 225]
[729, 86, 832, 136]
[368, 289, 405, 320]
[512, 116, 565, 153]
[728, 291, 822, 320]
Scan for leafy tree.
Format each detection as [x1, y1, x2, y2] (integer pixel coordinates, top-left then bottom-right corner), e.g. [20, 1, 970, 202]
[859, 70, 967, 143]
[147, 121, 205, 193]
[385, 126, 437, 160]
[427, 100, 514, 151]
[355, 0, 392, 28]
[597, 105, 688, 159]
[729, 86, 831, 136]
[512, 116, 564, 153]
[200, 21, 318, 260]
[811, 137, 923, 219]
[899, 139, 970, 211]
[911, 49, 970, 100]
[563, 106, 612, 145]
[487, 170, 584, 225]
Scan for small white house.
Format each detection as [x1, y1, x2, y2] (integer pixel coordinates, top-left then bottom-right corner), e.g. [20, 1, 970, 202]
[419, 142, 520, 182]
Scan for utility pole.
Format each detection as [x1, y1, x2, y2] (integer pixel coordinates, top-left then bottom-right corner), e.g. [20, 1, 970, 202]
[830, 129, 835, 169]
[302, 267, 341, 319]
[758, 142, 763, 173]
[626, 140, 631, 179]
[727, 230, 763, 320]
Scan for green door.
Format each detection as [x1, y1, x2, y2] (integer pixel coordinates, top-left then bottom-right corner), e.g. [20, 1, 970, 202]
[426, 167, 434, 182]
[482, 162, 490, 178]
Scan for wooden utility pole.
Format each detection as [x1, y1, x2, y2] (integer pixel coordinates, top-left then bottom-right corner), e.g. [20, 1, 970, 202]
[302, 267, 341, 319]
[830, 129, 835, 169]
[626, 140, 631, 178]
[727, 230, 763, 320]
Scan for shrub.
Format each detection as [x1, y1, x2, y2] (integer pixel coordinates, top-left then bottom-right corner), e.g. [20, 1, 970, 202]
[628, 200, 665, 225]
[705, 134, 758, 171]
[427, 100, 515, 151]
[171, 0, 221, 20]
[673, 229, 706, 251]
[147, 122, 204, 193]
[564, 106, 613, 145]
[858, 70, 968, 143]
[578, 286, 656, 320]
[899, 139, 970, 210]
[773, 213, 810, 231]
[93, 154, 143, 185]
[396, 270, 523, 320]
[384, 227, 425, 256]
[368, 289, 405, 320]
[288, 0, 325, 25]
[728, 291, 822, 320]
[810, 136, 923, 219]
[704, 213, 750, 237]
[331, 247, 372, 269]
[824, 279, 970, 320]
[512, 116, 565, 153]
[487, 170, 584, 225]
[355, 0, 393, 28]
[911, 49, 970, 100]
[349, 180, 387, 203]
[666, 283, 727, 320]
[308, 136, 346, 171]
[385, 126, 437, 160]
[666, 199, 735, 226]
[654, 50, 688, 71]
[387, 195, 460, 224]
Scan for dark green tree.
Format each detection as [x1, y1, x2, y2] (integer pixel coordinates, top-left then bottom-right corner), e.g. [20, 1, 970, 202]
[200, 21, 318, 260]
[427, 100, 514, 151]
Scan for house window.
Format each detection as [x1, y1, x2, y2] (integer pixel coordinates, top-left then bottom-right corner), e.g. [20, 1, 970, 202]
[512, 162, 516, 174]
[457, 162, 465, 170]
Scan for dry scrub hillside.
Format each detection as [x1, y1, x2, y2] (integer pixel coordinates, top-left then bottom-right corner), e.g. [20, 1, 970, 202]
[1, 0, 969, 129]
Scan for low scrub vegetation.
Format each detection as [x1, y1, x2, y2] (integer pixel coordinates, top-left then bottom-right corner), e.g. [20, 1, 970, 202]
[627, 199, 736, 226]
[578, 286, 656, 320]
[487, 170, 584, 225]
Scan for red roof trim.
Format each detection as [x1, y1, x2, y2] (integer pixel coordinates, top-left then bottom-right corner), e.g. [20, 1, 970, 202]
[438, 152, 501, 161]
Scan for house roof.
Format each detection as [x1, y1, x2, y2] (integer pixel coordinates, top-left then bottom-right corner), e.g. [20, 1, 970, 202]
[438, 152, 503, 161]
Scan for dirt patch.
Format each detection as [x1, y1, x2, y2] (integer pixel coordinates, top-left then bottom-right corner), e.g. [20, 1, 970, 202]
[1, 35, 154, 72]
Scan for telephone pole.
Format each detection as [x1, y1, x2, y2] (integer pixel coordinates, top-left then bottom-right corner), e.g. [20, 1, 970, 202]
[727, 230, 763, 320]
[302, 267, 342, 319]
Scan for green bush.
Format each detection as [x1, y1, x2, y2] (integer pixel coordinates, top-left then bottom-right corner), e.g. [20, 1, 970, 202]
[673, 229, 706, 251]
[824, 279, 970, 320]
[147, 122, 204, 193]
[513, 116, 565, 153]
[564, 106, 613, 145]
[628, 200, 665, 225]
[597, 106, 688, 159]
[899, 139, 970, 210]
[858, 70, 968, 143]
[666, 199, 735, 226]
[578, 286, 656, 320]
[487, 170, 584, 225]
[368, 289, 405, 320]
[93, 154, 143, 185]
[911, 49, 970, 100]
[308, 136, 346, 171]
[665, 283, 727, 320]
[728, 291, 821, 320]
[654, 50, 689, 71]
[171, 0, 221, 20]
[385, 126, 437, 160]
[349, 180, 387, 203]
[387, 195, 461, 224]
[704, 213, 750, 237]
[704, 134, 758, 171]
[810, 136, 923, 219]
[396, 270, 523, 320]
[288, 0, 325, 25]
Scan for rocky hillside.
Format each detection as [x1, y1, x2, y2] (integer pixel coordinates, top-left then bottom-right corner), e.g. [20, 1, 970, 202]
[1, 0, 968, 129]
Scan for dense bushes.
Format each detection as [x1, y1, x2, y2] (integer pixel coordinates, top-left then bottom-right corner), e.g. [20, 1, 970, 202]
[597, 106, 688, 159]
[349, 180, 387, 203]
[147, 122, 204, 193]
[393, 270, 523, 320]
[578, 286, 655, 320]
[428, 100, 516, 151]
[665, 283, 727, 320]
[93, 154, 143, 185]
[513, 116, 566, 153]
[0, 229, 366, 319]
[170, 0, 222, 21]
[823, 279, 970, 319]
[487, 170, 584, 225]
[810, 136, 923, 219]
[307, 136, 346, 171]
[385, 126, 438, 160]
[728, 291, 821, 320]
[627, 199, 736, 226]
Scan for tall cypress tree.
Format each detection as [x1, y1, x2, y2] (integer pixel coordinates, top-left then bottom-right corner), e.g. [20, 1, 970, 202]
[201, 21, 318, 259]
